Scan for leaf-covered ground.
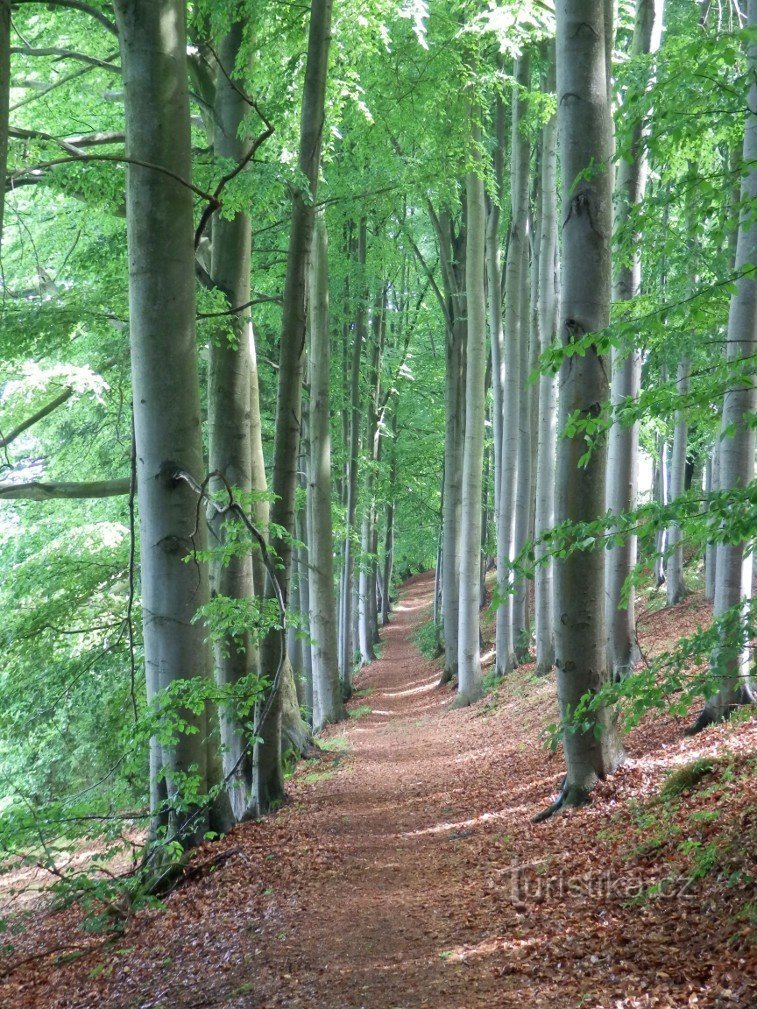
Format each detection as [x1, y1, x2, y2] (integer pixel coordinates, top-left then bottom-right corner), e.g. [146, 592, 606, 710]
[2, 571, 755, 1008]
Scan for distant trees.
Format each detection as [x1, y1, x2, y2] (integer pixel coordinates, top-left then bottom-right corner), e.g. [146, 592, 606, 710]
[0, 0, 755, 874]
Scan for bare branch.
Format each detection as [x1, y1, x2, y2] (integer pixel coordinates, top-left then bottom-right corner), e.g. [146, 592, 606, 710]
[0, 478, 130, 500]
[0, 388, 73, 448]
[12, 0, 118, 36]
[10, 46, 119, 70]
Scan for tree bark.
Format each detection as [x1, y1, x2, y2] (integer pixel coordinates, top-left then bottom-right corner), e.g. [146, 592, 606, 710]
[534, 51, 558, 677]
[254, 0, 332, 816]
[495, 55, 530, 676]
[456, 119, 487, 707]
[207, 22, 256, 824]
[692, 0, 757, 730]
[606, 0, 661, 680]
[436, 201, 466, 685]
[339, 218, 366, 696]
[308, 212, 345, 730]
[665, 356, 691, 605]
[0, 0, 9, 247]
[546, 0, 623, 815]
[114, 0, 215, 846]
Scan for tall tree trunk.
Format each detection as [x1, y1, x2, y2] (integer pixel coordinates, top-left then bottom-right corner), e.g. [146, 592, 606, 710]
[692, 1, 757, 730]
[339, 219, 366, 696]
[206, 24, 258, 823]
[653, 442, 668, 579]
[254, 0, 332, 816]
[308, 212, 345, 730]
[513, 183, 537, 659]
[0, 0, 9, 248]
[358, 289, 384, 665]
[114, 0, 216, 846]
[606, 0, 661, 680]
[296, 485, 314, 716]
[495, 55, 530, 676]
[704, 446, 719, 602]
[534, 51, 558, 677]
[487, 92, 507, 512]
[456, 119, 487, 707]
[544, 0, 623, 817]
[665, 356, 691, 605]
[381, 411, 398, 626]
[437, 203, 466, 685]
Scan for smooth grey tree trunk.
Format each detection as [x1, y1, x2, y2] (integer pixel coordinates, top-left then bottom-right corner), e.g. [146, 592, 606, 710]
[307, 213, 345, 730]
[692, 0, 757, 730]
[435, 202, 466, 685]
[0, 1, 9, 247]
[287, 534, 305, 707]
[665, 356, 691, 605]
[358, 290, 384, 665]
[206, 23, 259, 823]
[534, 53, 558, 677]
[114, 0, 216, 846]
[606, 0, 661, 680]
[296, 485, 314, 716]
[456, 121, 487, 707]
[487, 93, 507, 512]
[495, 55, 530, 676]
[545, 0, 624, 816]
[704, 447, 719, 601]
[381, 412, 398, 626]
[254, 0, 332, 816]
[339, 219, 366, 695]
[512, 193, 536, 659]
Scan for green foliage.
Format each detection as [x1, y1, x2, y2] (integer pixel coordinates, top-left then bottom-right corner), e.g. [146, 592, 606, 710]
[661, 758, 716, 799]
[412, 610, 443, 660]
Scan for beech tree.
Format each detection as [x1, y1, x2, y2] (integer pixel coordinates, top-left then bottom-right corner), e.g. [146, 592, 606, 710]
[543, 0, 623, 815]
[456, 115, 486, 707]
[113, 0, 228, 844]
[692, 0, 756, 730]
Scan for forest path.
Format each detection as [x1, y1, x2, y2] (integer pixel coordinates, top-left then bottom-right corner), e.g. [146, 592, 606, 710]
[14, 572, 756, 1008]
[227, 569, 557, 1008]
[244, 568, 515, 1008]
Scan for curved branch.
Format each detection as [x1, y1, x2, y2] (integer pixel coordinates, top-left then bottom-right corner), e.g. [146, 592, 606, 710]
[12, 0, 118, 36]
[8, 154, 219, 206]
[10, 46, 119, 70]
[0, 478, 130, 500]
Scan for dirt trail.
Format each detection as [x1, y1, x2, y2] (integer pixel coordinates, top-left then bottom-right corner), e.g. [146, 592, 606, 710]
[6, 571, 755, 1009]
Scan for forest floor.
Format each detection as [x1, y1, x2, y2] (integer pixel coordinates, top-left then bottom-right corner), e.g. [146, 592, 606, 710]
[2, 571, 756, 1009]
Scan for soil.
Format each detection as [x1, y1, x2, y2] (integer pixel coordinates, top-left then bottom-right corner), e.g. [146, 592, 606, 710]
[2, 571, 755, 1008]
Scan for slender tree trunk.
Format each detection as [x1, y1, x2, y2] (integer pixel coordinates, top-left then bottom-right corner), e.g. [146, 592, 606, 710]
[381, 413, 397, 626]
[692, 1, 757, 729]
[339, 219, 366, 696]
[654, 431, 670, 585]
[287, 535, 305, 707]
[308, 212, 345, 730]
[543, 0, 623, 817]
[704, 446, 719, 602]
[0, 0, 9, 248]
[254, 0, 332, 816]
[456, 120, 487, 706]
[665, 356, 691, 605]
[358, 290, 384, 665]
[606, 0, 661, 680]
[534, 52, 558, 676]
[206, 24, 258, 823]
[487, 92, 507, 512]
[512, 190, 536, 659]
[495, 55, 530, 676]
[114, 0, 216, 846]
[296, 487, 314, 716]
[437, 203, 466, 685]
